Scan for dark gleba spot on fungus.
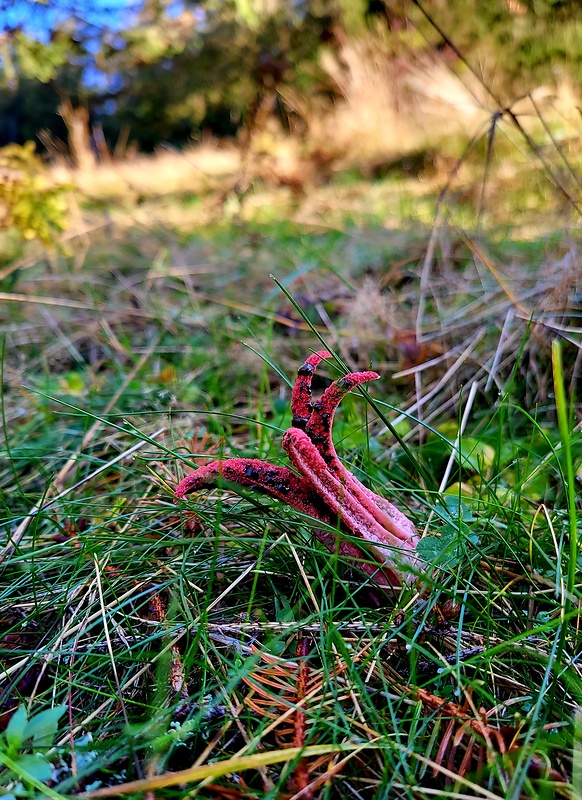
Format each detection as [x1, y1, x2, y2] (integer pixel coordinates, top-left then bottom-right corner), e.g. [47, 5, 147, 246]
[244, 465, 261, 481]
[297, 362, 316, 376]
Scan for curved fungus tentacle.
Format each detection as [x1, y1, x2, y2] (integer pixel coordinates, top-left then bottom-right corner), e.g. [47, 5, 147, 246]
[305, 370, 380, 461]
[290, 350, 332, 430]
[175, 352, 423, 588]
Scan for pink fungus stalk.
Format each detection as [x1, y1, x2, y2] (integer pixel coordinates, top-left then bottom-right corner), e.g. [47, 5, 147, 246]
[175, 351, 422, 587]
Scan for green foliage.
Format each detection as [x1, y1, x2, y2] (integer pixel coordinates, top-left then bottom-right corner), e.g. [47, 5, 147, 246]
[0, 28, 71, 94]
[0, 142, 68, 245]
[413, 0, 582, 94]
[0, 704, 66, 793]
[416, 501, 480, 571]
[102, 3, 334, 150]
[12, 31, 70, 84]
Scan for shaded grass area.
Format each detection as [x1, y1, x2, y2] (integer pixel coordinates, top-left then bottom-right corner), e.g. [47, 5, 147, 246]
[0, 213, 581, 798]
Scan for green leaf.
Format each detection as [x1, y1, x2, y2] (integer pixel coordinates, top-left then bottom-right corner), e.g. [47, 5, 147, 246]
[455, 437, 495, 473]
[275, 593, 295, 623]
[442, 494, 475, 522]
[14, 754, 53, 783]
[24, 706, 66, 748]
[4, 706, 27, 751]
[416, 524, 478, 570]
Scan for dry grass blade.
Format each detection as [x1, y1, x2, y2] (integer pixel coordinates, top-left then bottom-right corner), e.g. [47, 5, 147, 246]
[79, 743, 375, 797]
[0, 290, 153, 317]
[0, 427, 166, 564]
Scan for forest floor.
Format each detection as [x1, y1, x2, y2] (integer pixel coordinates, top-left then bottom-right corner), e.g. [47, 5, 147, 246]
[0, 150, 581, 798]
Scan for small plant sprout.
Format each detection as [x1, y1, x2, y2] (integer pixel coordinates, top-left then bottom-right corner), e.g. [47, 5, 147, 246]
[0, 703, 66, 790]
[176, 351, 422, 587]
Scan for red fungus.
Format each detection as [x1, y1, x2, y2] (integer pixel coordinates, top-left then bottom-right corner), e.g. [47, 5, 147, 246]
[175, 351, 422, 587]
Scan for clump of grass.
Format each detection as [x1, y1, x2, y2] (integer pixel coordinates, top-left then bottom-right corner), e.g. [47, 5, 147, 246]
[1, 212, 580, 796]
[50, 142, 241, 206]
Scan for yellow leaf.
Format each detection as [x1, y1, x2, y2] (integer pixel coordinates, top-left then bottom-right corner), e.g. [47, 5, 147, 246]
[159, 365, 177, 384]
[444, 481, 476, 498]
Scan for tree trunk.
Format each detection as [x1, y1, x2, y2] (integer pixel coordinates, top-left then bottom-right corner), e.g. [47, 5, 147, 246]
[58, 97, 95, 170]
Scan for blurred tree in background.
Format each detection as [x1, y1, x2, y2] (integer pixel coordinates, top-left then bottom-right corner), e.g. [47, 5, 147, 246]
[0, 0, 581, 164]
